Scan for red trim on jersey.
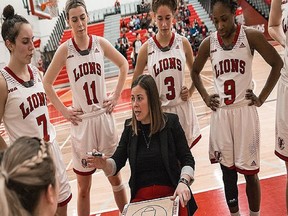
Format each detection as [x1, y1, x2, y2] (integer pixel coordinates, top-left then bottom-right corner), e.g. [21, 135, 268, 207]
[58, 193, 72, 207]
[209, 161, 259, 175]
[4, 65, 34, 85]
[71, 35, 93, 53]
[152, 32, 175, 51]
[217, 25, 241, 49]
[236, 167, 259, 175]
[275, 150, 288, 162]
[73, 168, 96, 176]
[189, 134, 202, 149]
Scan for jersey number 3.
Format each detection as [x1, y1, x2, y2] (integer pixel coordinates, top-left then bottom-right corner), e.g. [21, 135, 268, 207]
[224, 79, 235, 105]
[164, 76, 176, 100]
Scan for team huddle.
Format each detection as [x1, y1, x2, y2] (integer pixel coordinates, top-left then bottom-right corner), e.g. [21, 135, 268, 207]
[0, 0, 287, 216]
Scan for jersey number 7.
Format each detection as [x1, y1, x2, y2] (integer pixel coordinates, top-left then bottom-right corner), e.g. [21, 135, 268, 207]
[36, 114, 50, 142]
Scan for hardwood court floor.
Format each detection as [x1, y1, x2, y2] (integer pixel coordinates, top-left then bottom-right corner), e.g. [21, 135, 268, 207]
[0, 44, 286, 215]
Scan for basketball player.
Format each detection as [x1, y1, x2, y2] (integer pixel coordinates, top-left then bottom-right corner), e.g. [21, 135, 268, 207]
[268, 0, 288, 213]
[42, 0, 128, 215]
[191, 0, 283, 215]
[0, 5, 72, 216]
[133, 0, 201, 148]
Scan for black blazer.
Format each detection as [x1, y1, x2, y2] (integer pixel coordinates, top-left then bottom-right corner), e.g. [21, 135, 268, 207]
[111, 113, 198, 215]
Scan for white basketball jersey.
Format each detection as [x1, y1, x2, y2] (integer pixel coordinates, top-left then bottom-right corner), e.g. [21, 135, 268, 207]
[210, 25, 253, 107]
[147, 33, 186, 107]
[1, 65, 56, 144]
[281, 1, 288, 79]
[66, 35, 106, 113]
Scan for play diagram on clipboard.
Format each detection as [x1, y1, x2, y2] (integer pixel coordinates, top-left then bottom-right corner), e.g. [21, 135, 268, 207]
[122, 196, 179, 216]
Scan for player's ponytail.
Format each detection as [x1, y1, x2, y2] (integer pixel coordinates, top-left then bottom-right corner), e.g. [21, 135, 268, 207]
[0, 163, 30, 216]
[0, 137, 56, 216]
[1, 5, 29, 49]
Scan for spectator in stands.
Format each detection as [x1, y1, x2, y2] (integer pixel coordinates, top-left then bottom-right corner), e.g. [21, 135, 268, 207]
[190, 34, 201, 56]
[128, 15, 136, 32]
[119, 42, 128, 59]
[184, 12, 190, 26]
[199, 21, 208, 40]
[0, 137, 58, 216]
[189, 22, 199, 38]
[134, 15, 141, 31]
[193, 19, 200, 32]
[120, 17, 128, 33]
[185, 6, 191, 17]
[140, 12, 152, 30]
[132, 33, 143, 68]
[114, 0, 121, 14]
[145, 26, 156, 39]
[235, 5, 245, 25]
[43, 0, 128, 215]
[115, 41, 120, 51]
[118, 33, 130, 49]
[139, 0, 150, 13]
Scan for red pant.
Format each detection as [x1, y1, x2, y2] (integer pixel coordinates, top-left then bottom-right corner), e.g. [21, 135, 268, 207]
[132, 185, 188, 216]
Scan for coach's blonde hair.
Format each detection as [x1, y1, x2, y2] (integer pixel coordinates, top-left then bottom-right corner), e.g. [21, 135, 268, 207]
[0, 137, 56, 216]
[65, 0, 88, 19]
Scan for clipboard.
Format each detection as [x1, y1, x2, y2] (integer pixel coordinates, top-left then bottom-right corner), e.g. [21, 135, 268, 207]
[122, 196, 179, 216]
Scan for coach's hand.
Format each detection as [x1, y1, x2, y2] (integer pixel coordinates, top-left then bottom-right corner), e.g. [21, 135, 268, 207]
[171, 182, 191, 207]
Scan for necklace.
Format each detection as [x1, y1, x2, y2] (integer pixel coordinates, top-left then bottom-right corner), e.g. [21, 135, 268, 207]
[140, 124, 151, 149]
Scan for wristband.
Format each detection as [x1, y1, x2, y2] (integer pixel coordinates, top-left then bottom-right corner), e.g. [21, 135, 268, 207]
[178, 177, 189, 185]
[178, 177, 194, 186]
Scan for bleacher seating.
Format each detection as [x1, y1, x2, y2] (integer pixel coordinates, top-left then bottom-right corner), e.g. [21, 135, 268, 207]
[187, 4, 202, 25]
[54, 22, 105, 87]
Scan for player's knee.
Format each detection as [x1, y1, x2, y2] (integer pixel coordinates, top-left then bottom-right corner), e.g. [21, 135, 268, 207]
[112, 183, 125, 192]
[244, 173, 259, 184]
[221, 164, 237, 183]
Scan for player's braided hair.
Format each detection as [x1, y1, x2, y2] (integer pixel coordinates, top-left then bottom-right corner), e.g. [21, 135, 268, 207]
[4, 138, 49, 179]
[152, 0, 178, 13]
[1, 5, 29, 44]
[0, 137, 56, 215]
[211, 0, 238, 14]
